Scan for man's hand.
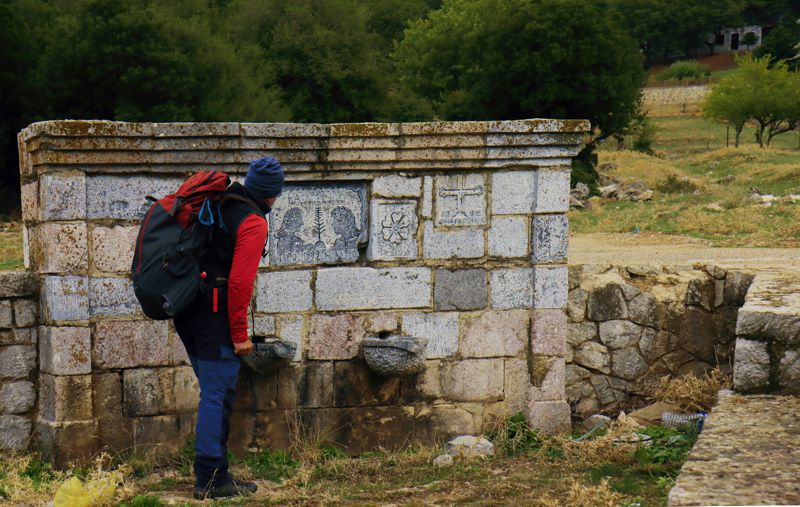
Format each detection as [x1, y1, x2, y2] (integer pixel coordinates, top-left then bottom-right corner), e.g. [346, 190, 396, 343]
[234, 339, 253, 356]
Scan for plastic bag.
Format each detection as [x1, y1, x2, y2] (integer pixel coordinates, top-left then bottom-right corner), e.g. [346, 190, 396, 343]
[53, 472, 121, 507]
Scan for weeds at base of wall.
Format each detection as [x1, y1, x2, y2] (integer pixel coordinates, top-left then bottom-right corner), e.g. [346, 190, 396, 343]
[0, 413, 699, 506]
[653, 367, 732, 412]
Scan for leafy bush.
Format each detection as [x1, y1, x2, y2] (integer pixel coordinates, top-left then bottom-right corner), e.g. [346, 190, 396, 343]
[486, 412, 542, 456]
[634, 426, 698, 465]
[657, 60, 710, 81]
[656, 174, 701, 194]
[119, 495, 165, 507]
[632, 118, 658, 154]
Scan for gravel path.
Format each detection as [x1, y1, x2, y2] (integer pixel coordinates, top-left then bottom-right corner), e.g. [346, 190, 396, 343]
[570, 233, 800, 272]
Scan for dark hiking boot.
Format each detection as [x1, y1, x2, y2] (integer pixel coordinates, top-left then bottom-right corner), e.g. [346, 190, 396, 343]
[193, 479, 256, 500]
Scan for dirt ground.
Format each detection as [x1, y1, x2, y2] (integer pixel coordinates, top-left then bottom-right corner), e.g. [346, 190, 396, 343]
[570, 233, 800, 272]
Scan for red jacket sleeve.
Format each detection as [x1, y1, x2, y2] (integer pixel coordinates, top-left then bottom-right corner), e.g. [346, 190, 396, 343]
[227, 214, 268, 344]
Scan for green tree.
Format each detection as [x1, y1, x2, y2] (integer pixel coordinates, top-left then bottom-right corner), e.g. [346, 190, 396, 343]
[657, 60, 710, 81]
[612, 0, 744, 63]
[704, 55, 800, 147]
[394, 0, 645, 139]
[756, 18, 800, 68]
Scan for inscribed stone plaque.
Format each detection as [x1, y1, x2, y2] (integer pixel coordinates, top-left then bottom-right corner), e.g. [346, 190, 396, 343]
[269, 183, 367, 266]
[435, 174, 486, 226]
[367, 200, 418, 261]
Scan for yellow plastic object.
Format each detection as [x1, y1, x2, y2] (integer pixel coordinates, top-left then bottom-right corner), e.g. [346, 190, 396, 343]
[53, 472, 121, 507]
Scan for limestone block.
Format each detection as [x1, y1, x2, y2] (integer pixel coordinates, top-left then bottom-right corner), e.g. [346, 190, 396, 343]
[0, 381, 35, 414]
[22, 226, 29, 269]
[86, 175, 181, 219]
[367, 200, 418, 260]
[491, 171, 536, 214]
[591, 375, 630, 405]
[0, 330, 14, 346]
[686, 277, 716, 311]
[619, 284, 641, 301]
[333, 359, 400, 407]
[733, 338, 771, 392]
[36, 419, 99, 466]
[434, 174, 487, 226]
[628, 292, 662, 328]
[39, 374, 93, 422]
[123, 368, 174, 417]
[402, 312, 459, 359]
[173, 366, 199, 413]
[675, 308, 719, 364]
[573, 341, 611, 374]
[40, 326, 91, 375]
[0, 272, 36, 298]
[400, 360, 442, 402]
[236, 370, 278, 412]
[0, 415, 32, 451]
[422, 405, 479, 439]
[89, 277, 139, 317]
[779, 350, 800, 391]
[736, 307, 800, 346]
[39, 173, 86, 220]
[488, 216, 529, 258]
[30, 222, 87, 273]
[639, 329, 672, 362]
[533, 170, 570, 213]
[533, 266, 568, 309]
[268, 183, 367, 266]
[567, 288, 588, 323]
[276, 315, 304, 361]
[531, 215, 568, 263]
[526, 400, 571, 435]
[724, 271, 754, 306]
[132, 414, 195, 459]
[20, 182, 38, 222]
[370, 313, 398, 334]
[422, 222, 483, 259]
[0, 345, 36, 379]
[441, 359, 504, 401]
[170, 332, 190, 366]
[565, 364, 593, 401]
[531, 309, 567, 356]
[421, 176, 433, 218]
[41, 276, 89, 323]
[662, 350, 694, 373]
[610, 346, 648, 380]
[0, 301, 10, 328]
[256, 270, 313, 313]
[504, 358, 530, 414]
[461, 310, 528, 358]
[316, 267, 431, 311]
[252, 315, 276, 336]
[434, 269, 487, 311]
[491, 268, 533, 310]
[93, 320, 170, 369]
[91, 226, 138, 273]
[308, 314, 365, 360]
[529, 356, 566, 402]
[587, 284, 628, 321]
[568, 321, 597, 348]
[372, 175, 422, 197]
[598, 320, 643, 350]
[277, 362, 334, 408]
[13, 299, 37, 328]
[92, 372, 133, 452]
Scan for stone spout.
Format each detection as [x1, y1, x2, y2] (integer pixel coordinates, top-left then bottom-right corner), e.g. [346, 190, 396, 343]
[362, 335, 428, 377]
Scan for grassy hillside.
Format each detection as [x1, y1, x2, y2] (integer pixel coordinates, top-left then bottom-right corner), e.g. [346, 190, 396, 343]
[571, 114, 800, 246]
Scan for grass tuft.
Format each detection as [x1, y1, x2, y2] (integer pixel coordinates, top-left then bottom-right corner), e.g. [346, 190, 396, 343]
[653, 367, 732, 412]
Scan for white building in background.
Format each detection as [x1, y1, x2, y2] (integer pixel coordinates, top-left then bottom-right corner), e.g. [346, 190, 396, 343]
[709, 25, 763, 53]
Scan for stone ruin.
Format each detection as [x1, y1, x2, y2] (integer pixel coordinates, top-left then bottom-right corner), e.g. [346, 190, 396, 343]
[2, 119, 590, 466]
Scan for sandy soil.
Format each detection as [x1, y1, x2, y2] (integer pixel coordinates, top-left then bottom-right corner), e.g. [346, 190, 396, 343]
[570, 233, 800, 272]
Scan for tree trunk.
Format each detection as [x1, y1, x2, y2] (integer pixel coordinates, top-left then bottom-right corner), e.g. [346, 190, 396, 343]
[755, 121, 767, 148]
[735, 125, 743, 148]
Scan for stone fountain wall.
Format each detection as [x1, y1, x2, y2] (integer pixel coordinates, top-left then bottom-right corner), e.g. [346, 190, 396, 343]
[15, 119, 589, 465]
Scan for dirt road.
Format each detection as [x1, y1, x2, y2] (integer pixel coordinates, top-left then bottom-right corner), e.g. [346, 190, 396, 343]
[570, 233, 800, 271]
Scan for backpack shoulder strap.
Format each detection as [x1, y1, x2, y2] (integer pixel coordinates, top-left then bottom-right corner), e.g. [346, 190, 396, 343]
[218, 193, 265, 217]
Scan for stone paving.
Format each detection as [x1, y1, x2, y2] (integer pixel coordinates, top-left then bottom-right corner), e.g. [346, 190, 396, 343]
[669, 393, 800, 506]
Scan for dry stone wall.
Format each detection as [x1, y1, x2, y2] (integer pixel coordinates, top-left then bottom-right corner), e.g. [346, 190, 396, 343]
[566, 264, 752, 417]
[16, 119, 589, 465]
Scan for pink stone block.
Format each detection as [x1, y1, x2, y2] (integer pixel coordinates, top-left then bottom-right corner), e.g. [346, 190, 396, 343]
[308, 314, 365, 360]
[530, 309, 567, 356]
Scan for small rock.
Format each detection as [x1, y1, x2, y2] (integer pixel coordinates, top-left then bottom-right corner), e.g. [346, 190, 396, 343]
[570, 195, 585, 209]
[783, 194, 800, 204]
[433, 454, 454, 467]
[630, 190, 653, 202]
[598, 184, 619, 198]
[445, 435, 495, 458]
[628, 401, 682, 426]
[581, 414, 612, 432]
[708, 161, 721, 169]
[705, 203, 724, 212]
[717, 174, 735, 184]
[572, 182, 590, 199]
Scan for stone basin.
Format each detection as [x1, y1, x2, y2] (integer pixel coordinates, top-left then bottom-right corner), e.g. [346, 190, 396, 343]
[242, 338, 297, 375]
[362, 335, 428, 377]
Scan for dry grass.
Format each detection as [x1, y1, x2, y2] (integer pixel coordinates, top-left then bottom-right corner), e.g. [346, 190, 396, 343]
[0, 220, 23, 271]
[653, 367, 732, 412]
[540, 478, 624, 507]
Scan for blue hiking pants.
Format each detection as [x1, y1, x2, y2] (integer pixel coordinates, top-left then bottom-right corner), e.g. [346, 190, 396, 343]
[187, 346, 240, 488]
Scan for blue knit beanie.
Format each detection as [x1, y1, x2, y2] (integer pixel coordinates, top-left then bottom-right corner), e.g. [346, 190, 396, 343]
[244, 157, 285, 201]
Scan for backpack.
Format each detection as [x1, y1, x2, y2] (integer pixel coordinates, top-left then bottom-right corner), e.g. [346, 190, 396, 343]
[130, 171, 261, 320]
